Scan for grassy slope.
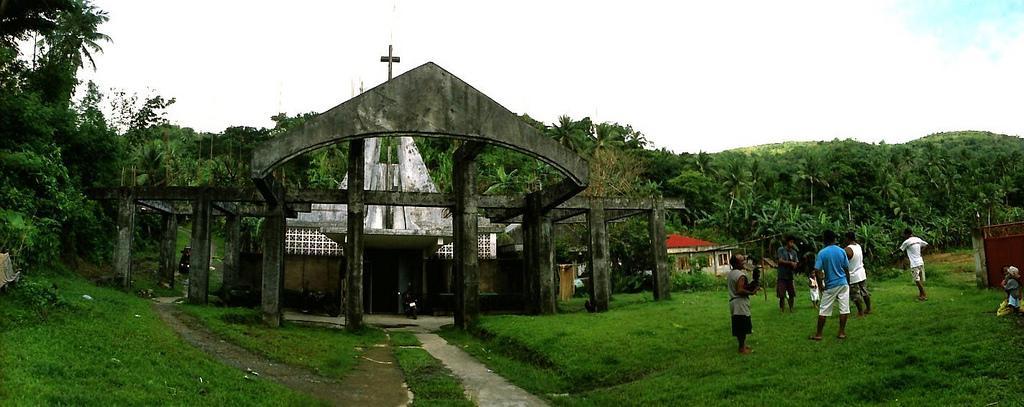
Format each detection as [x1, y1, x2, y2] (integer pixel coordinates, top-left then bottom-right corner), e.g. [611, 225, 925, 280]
[442, 252, 1024, 406]
[0, 270, 317, 405]
[180, 306, 386, 379]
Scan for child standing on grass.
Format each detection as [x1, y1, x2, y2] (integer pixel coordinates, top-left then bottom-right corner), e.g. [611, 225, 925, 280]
[1004, 266, 1021, 313]
[808, 272, 820, 308]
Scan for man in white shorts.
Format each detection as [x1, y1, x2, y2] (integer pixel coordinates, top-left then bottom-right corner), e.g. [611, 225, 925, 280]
[899, 228, 929, 301]
[810, 230, 850, 341]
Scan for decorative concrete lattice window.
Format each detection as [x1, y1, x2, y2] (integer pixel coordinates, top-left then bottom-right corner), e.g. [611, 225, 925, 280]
[285, 227, 343, 256]
[436, 233, 496, 260]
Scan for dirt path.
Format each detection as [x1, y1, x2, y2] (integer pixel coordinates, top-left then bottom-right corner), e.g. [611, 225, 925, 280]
[153, 303, 410, 406]
[416, 333, 547, 407]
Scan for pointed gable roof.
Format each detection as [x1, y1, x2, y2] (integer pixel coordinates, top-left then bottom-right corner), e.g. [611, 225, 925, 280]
[250, 62, 588, 190]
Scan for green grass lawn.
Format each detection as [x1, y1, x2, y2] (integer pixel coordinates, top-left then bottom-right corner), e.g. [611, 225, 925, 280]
[180, 305, 386, 379]
[0, 268, 318, 405]
[442, 252, 1024, 406]
[178, 311, 473, 406]
[389, 332, 474, 407]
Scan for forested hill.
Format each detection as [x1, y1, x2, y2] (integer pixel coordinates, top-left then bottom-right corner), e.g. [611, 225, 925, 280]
[726, 130, 1023, 155]
[643, 129, 1024, 263]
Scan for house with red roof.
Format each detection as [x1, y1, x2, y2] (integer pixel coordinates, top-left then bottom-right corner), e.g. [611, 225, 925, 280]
[666, 234, 736, 275]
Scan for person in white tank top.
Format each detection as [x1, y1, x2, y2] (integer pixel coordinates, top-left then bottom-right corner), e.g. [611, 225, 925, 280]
[844, 232, 872, 317]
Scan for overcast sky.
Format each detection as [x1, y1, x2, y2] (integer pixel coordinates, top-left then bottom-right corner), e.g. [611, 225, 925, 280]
[80, 0, 1024, 153]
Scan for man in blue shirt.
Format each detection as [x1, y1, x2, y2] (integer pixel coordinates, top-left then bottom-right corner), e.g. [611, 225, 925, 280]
[810, 230, 850, 340]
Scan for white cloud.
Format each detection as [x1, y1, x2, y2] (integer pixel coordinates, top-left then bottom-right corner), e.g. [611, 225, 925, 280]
[81, 0, 1024, 152]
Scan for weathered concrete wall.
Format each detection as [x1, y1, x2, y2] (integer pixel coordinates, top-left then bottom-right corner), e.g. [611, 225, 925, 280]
[187, 197, 211, 304]
[477, 260, 504, 293]
[284, 255, 343, 293]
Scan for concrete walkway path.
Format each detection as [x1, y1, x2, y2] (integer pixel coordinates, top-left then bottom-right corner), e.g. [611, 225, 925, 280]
[154, 302, 411, 406]
[415, 333, 548, 407]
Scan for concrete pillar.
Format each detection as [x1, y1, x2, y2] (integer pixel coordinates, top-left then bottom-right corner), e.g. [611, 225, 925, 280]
[650, 197, 671, 300]
[261, 205, 285, 326]
[521, 214, 537, 314]
[524, 195, 556, 314]
[538, 213, 556, 314]
[114, 190, 136, 288]
[972, 228, 988, 288]
[588, 198, 610, 311]
[187, 196, 212, 305]
[453, 152, 479, 329]
[159, 212, 177, 288]
[346, 139, 366, 331]
[222, 214, 240, 293]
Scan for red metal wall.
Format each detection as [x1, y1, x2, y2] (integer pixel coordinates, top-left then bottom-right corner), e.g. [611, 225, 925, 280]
[984, 235, 1024, 287]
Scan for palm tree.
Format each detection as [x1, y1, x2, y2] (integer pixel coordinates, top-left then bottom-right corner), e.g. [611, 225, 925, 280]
[591, 122, 625, 152]
[547, 116, 589, 153]
[48, 0, 110, 70]
[714, 156, 750, 211]
[796, 154, 830, 206]
[622, 126, 648, 150]
[693, 152, 712, 175]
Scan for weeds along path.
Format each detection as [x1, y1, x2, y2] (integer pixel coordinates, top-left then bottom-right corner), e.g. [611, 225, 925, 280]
[416, 332, 548, 407]
[153, 302, 411, 406]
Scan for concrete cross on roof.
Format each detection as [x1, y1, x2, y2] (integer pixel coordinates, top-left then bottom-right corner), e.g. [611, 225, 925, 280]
[380, 44, 400, 81]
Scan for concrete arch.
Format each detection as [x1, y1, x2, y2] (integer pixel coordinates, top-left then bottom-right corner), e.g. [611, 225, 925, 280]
[250, 62, 588, 188]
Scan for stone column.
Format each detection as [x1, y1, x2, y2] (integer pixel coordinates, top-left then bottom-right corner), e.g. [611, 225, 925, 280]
[453, 151, 479, 329]
[187, 196, 212, 305]
[114, 189, 136, 288]
[346, 139, 366, 331]
[261, 204, 285, 327]
[521, 214, 537, 314]
[222, 214, 241, 294]
[972, 228, 988, 288]
[539, 213, 556, 314]
[650, 197, 671, 301]
[588, 198, 610, 312]
[159, 212, 177, 288]
[524, 195, 556, 314]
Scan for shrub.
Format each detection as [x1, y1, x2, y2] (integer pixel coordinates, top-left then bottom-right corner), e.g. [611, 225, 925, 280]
[614, 272, 651, 293]
[671, 271, 720, 292]
[0, 276, 75, 329]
